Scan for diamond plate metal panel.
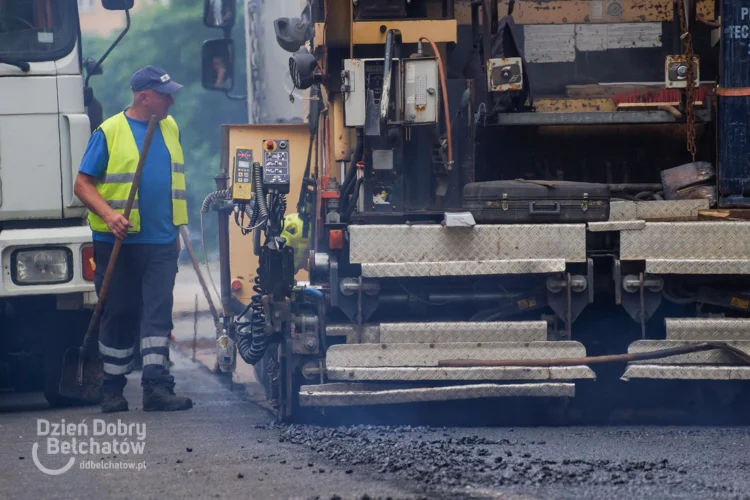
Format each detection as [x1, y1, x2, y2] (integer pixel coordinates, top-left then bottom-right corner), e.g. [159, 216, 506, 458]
[587, 221, 645, 232]
[360, 259, 566, 277]
[326, 365, 595, 381]
[326, 341, 587, 367]
[635, 200, 709, 220]
[666, 318, 750, 340]
[621, 222, 750, 260]
[326, 325, 380, 343]
[348, 225, 586, 263]
[609, 201, 637, 221]
[609, 200, 708, 222]
[379, 321, 547, 343]
[646, 259, 750, 274]
[628, 340, 750, 364]
[299, 383, 575, 406]
[622, 365, 750, 380]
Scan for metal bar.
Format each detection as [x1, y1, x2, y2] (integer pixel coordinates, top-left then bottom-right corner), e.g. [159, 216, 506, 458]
[607, 183, 663, 192]
[216, 128, 232, 316]
[193, 294, 198, 362]
[299, 382, 576, 406]
[490, 110, 712, 126]
[179, 226, 219, 325]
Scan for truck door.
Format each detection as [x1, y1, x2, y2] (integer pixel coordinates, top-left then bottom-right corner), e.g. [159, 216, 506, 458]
[0, 0, 83, 221]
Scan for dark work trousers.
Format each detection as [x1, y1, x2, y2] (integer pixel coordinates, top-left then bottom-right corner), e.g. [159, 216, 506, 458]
[93, 240, 178, 391]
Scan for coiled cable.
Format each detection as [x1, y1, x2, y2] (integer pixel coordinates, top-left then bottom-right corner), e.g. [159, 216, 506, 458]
[236, 267, 268, 365]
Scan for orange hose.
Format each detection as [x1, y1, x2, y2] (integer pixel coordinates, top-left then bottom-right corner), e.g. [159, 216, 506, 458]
[419, 36, 453, 170]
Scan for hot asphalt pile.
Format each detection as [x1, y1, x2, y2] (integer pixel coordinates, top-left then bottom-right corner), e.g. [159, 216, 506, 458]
[267, 423, 750, 499]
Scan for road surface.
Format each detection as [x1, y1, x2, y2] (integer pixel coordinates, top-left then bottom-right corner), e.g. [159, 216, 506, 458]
[2, 270, 750, 499]
[0, 353, 414, 500]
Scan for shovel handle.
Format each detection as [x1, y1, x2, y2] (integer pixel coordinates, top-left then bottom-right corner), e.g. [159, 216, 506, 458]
[81, 114, 161, 353]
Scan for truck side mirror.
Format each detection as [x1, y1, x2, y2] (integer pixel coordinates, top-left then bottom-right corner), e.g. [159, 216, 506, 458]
[203, 0, 236, 29]
[201, 39, 235, 92]
[101, 0, 134, 10]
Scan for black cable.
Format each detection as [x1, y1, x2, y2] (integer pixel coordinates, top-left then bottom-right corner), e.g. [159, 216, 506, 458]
[236, 267, 269, 365]
[339, 129, 364, 214]
[343, 177, 364, 220]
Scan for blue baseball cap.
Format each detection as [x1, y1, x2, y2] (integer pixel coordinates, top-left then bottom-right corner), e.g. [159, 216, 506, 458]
[130, 65, 183, 94]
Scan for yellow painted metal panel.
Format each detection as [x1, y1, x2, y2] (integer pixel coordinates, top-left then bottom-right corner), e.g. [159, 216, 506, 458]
[225, 124, 311, 305]
[352, 20, 458, 45]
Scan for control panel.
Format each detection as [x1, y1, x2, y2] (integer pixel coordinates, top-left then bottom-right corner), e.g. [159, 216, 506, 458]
[262, 139, 290, 194]
[232, 148, 254, 202]
[342, 58, 402, 127]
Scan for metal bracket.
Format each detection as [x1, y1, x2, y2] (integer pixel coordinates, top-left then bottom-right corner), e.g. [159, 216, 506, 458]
[546, 260, 594, 339]
[291, 314, 320, 354]
[613, 259, 622, 305]
[621, 273, 663, 337]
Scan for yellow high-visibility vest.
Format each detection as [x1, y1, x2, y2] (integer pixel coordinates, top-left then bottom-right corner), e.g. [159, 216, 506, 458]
[87, 112, 188, 233]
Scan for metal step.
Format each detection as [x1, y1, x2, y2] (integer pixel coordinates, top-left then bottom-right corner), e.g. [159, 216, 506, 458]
[621, 335, 750, 381]
[666, 318, 750, 341]
[620, 221, 750, 274]
[299, 382, 575, 407]
[326, 321, 548, 344]
[348, 224, 585, 277]
[326, 365, 594, 382]
[622, 365, 750, 381]
[326, 341, 586, 367]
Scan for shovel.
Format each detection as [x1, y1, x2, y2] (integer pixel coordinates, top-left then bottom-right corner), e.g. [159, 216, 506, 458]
[58, 114, 160, 402]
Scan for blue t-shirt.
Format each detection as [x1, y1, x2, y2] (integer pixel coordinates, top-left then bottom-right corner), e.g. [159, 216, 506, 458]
[78, 114, 180, 244]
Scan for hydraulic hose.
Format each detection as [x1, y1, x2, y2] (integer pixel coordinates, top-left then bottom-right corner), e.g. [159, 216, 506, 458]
[340, 129, 364, 214]
[419, 36, 453, 170]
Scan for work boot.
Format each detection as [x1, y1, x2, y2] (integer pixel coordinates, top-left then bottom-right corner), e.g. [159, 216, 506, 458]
[101, 381, 128, 413]
[142, 380, 192, 412]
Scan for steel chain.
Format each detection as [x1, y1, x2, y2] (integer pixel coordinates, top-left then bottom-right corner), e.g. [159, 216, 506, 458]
[679, 1, 697, 162]
[246, 0, 265, 123]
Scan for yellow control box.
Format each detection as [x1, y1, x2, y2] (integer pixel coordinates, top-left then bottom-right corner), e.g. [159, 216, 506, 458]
[232, 148, 254, 202]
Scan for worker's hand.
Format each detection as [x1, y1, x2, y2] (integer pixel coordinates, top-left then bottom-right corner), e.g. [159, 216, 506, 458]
[176, 236, 181, 253]
[104, 211, 132, 240]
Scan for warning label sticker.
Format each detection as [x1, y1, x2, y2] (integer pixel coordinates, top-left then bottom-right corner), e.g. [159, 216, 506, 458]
[606, 22, 662, 49]
[523, 25, 576, 63]
[524, 22, 663, 60]
[575, 23, 662, 52]
[575, 25, 608, 52]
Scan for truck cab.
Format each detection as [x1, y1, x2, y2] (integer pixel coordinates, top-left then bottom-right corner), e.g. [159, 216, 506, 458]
[0, 0, 127, 405]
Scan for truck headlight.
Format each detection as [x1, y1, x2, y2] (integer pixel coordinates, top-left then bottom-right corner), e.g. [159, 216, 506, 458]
[11, 248, 72, 285]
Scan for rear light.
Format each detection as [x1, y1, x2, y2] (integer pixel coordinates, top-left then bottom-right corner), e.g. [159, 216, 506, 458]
[81, 245, 95, 281]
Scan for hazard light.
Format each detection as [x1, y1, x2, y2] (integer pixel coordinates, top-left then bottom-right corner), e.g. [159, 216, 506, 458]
[81, 245, 95, 282]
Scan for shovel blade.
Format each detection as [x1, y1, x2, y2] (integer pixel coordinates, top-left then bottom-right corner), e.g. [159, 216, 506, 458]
[58, 346, 104, 403]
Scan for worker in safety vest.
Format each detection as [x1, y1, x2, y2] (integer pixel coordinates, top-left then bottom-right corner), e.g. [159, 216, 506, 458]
[74, 66, 192, 413]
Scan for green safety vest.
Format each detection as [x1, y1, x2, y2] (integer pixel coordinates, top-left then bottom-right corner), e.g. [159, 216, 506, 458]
[87, 112, 188, 233]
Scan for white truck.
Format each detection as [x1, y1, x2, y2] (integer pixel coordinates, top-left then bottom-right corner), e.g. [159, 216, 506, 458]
[0, 0, 131, 405]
